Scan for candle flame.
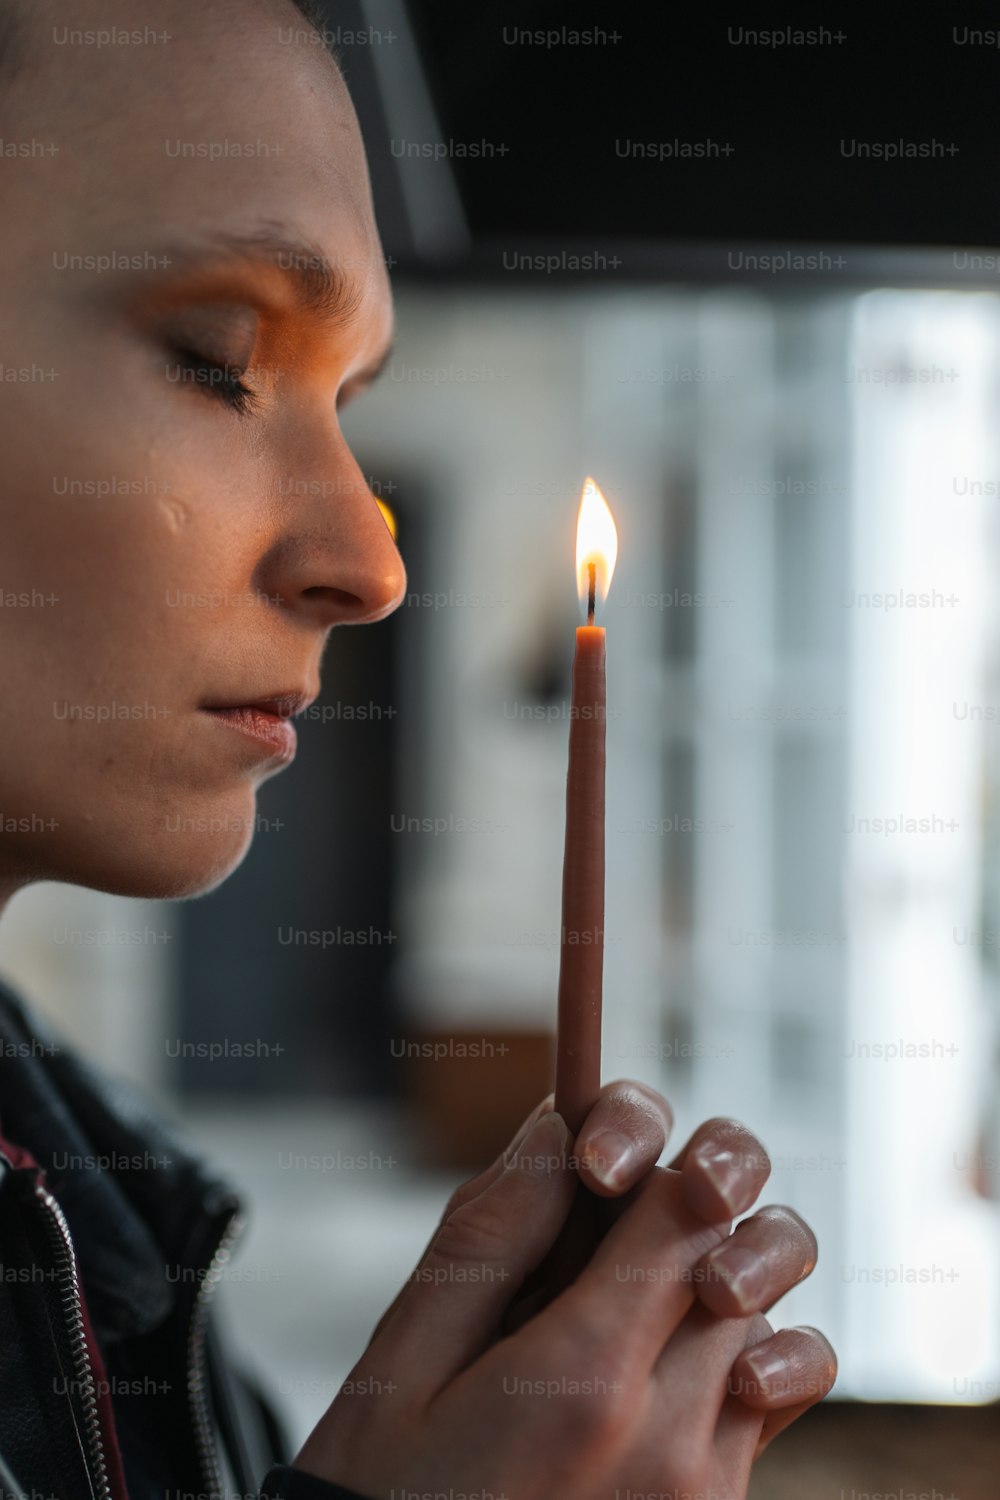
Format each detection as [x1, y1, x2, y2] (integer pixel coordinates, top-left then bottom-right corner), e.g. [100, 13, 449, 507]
[575, 476, 618, 611]
[375, 496, 397, 541]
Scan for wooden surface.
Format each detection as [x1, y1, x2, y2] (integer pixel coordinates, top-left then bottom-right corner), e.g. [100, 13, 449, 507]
[750, 1400, 1000, 1500]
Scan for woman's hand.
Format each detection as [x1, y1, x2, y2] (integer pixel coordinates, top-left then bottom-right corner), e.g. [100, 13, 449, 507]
[292, 1086, 836, 1498]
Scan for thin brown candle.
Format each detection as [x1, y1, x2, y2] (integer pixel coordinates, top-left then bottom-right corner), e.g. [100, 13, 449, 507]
[505, 481, 619, 1331]
[554, 478, 618, 1138]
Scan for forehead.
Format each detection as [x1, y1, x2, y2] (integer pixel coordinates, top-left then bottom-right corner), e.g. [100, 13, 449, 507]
[19, 0, 390, 316]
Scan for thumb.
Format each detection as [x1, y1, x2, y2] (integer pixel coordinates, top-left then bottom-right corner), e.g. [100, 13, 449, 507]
[370, 1110, 576, 1398]
[362, 1095, 557, 1354]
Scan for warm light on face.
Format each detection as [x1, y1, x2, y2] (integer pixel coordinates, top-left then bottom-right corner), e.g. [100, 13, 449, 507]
[375, 496, 397, 541]
[575, 476, 618, 610]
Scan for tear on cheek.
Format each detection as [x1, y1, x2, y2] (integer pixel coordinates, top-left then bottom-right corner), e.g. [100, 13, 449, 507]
[158, 497, 190, 532]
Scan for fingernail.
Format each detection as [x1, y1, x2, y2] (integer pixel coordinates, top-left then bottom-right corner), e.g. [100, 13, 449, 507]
[704, 1245, 768, 1311]
[584, 1129, 637, 1188]
[692, 1146, 754, 1215]
[518, 1109, 571, 1172]
[509, 1097, 551, 1149]
[741, 1345, 791, 1397]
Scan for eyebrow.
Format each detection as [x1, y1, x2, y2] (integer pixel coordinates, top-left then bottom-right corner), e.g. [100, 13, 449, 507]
[148, 224, 394, 381]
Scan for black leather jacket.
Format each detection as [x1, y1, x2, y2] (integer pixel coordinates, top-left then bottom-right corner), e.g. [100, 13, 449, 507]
[0, 977, 372, 1500]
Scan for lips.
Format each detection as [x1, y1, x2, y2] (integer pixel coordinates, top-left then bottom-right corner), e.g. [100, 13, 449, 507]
[203, 687, 316, 717]
[200, 688, 316, 761]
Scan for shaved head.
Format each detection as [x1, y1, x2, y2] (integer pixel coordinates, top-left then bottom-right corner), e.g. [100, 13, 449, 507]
[0, 0, 340, 103]
[0, 0, 403, 899]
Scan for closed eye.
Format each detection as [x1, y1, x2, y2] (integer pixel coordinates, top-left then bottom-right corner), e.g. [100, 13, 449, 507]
[166, 348, 260, 416]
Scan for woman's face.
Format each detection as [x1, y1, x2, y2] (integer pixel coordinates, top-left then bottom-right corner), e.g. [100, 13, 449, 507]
[0, 0, 405, 902]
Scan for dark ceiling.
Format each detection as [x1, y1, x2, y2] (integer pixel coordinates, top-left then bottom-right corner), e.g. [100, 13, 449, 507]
[322, 4, 1000, 277]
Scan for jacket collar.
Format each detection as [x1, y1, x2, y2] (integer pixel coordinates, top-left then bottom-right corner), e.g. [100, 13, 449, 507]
[0, 977, 243, 1344]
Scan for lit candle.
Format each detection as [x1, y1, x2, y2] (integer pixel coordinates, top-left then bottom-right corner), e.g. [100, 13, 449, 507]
[502, 482, 619, 1332]
[554, 477, 618, 1138]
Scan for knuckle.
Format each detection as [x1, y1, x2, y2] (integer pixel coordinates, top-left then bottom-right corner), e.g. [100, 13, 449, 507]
[551, 1292, 640, 1393]
[441, 1157, 503, 1218]
[556, 1377, 634, 1452]
[432, 1195, 512, 1265]
[526, 1312, 640, 1457]
[550, 1291, 617, 1371]
[556, 1386, 603, 1440]
[441, 1179, 477, 1218]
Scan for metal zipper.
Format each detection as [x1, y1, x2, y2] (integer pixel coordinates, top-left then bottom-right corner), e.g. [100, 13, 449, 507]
[32, 1179, 114, 1500]
[186, 1205, 246, 1499]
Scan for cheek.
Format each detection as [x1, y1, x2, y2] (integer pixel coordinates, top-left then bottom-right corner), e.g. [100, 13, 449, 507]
[0, 324, 279, 899]
[0, 320, 264, 692]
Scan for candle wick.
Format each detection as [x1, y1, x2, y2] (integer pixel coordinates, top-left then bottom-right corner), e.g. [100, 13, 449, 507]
[587, 561, 596, 626]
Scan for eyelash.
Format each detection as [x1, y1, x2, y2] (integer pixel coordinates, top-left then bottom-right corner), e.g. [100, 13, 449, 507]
[169, 348, 260, 416]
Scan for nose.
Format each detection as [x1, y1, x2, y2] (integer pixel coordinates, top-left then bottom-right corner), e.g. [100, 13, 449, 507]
[255, 433, 407, 630]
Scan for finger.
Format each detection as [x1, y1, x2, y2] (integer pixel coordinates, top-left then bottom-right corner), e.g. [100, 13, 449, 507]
[712, 1314, 775, 1476]
[364, 1093, 555, 1351]
[503, 1188, 614, 1336]
[572, 1078, 674, 1196]
[445, 1092, 556, 1212]
[371, 1110, 578, 1396]
[651, 1303, 770, 1445]
[667, 1116, 771, 1222]
[532, 1165, 729, 1378]
[694, 1205, 818, 1317]
[728, 1325, 837, 1414]
[729, 1324, 838, 1459]
[629, 1305, 765, 1491]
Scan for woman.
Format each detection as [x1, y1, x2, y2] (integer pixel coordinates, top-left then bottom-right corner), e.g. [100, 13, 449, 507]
[0, 0, 836, 1496]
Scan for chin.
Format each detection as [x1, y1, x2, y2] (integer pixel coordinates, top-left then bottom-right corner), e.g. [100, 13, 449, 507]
[71, 840, 253, 902]
[54, 792, 261, 901]
[143, 840, 255, 901]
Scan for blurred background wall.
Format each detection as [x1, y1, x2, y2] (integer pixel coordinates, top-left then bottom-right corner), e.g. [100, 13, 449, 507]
[3, 3, 1000, 1482]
